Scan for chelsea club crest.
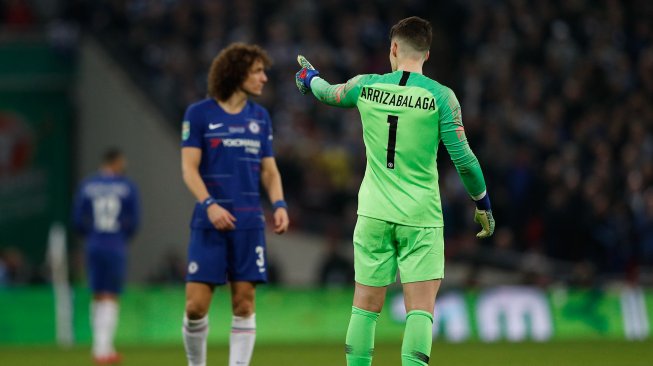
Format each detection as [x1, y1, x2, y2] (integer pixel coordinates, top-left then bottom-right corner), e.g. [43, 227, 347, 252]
[248, 120, 260, 134]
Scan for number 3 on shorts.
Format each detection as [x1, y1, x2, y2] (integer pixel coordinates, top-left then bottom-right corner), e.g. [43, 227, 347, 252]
[255, 246, 265, 269]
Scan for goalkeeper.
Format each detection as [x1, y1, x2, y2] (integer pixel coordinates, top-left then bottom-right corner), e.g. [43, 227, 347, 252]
[295, 16, 494, 366]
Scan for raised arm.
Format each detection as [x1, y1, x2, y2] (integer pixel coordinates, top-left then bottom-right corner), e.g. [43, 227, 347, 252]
[439, 88, 495, 238]
[309, 76, 364, 108]
[295, 55, 364, 108]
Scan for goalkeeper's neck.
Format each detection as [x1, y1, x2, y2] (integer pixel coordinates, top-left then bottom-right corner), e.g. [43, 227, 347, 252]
[393, 46, 428, 74]
[396, 63, 423, 74]
[394, 56, 425, 74]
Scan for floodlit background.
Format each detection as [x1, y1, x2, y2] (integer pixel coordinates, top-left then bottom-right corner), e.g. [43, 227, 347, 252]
[1, 0, 652, 365]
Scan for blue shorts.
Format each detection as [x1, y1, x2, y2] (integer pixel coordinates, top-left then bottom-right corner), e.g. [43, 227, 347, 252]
[86, 244, 127, 294]
[186, 228, 267, 285]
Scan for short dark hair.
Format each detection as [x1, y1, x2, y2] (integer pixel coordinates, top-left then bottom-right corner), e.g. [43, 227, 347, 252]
[207, 43, 272, 101]
[389, 16, 432, 52]
[102, 148, 123, 165]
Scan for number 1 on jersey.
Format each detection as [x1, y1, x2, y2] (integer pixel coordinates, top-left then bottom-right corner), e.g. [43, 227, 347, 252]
[386, 115, 398, 169]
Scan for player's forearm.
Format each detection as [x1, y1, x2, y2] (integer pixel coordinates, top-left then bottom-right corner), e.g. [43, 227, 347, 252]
[261, 168, 285, 204]
[71, 209, 82, 232]
[71, 199, 89, 234]
[441, 122, 487, 197]
[182, 165, 212, 203]
[124, 205, 140, 238]
[72, 217, 88, 235]
[310, 77, 357, 108]
[455, 157, 488, 199]
[442, 137, 486, 197]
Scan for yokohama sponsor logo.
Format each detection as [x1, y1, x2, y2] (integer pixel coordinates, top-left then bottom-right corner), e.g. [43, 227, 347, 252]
[222, 139, 261, 148]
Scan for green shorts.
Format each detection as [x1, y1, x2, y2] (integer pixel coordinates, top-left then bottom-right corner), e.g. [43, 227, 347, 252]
[353, 215, 444, 287]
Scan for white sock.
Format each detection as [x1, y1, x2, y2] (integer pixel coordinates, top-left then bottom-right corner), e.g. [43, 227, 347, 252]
[182, 314, 209, 366]
[229, 314, 256, 366]
[91, 300, 119, 357]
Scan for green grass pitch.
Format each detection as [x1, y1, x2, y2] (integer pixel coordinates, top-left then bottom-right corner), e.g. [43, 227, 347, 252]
[4, 340, 653, 366]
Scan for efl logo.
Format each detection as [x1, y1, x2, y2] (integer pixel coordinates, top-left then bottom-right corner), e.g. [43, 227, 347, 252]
[182, 121, 190, 141]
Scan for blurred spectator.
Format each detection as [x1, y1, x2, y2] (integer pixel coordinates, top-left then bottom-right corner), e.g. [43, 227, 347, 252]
[148, 249, 186, 285]
[0, 256, 6, 285]
[635, 188, 653, 265]
[1, 0, 36, 30]
[317, 233, 354, 287]
[0, 246, 32, 285]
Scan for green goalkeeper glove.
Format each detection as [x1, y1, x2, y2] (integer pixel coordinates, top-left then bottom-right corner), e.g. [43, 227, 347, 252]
[295, 55, 320, 95]
[474, 208, 495, 238]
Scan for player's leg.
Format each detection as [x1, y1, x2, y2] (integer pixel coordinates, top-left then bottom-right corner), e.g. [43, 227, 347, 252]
[184, 282, 214, 366]
[183, 228, 226, 366]
[347, 216, 397, 366]
[91, 293, 121, 364]
[229, 281, 257, 366]
[346, 283, 387, 366]
[87, 244, 125, 364]
[401, 280, 441, 366]
[92, 292, 121, 360]
[228, 229, 267, 366]
[396, 225, 445, 366]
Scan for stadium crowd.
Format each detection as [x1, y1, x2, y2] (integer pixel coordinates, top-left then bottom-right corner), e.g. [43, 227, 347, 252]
[7, 0, 652, 284]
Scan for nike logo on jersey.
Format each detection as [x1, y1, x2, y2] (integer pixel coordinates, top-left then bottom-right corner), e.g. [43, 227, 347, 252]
[208, 123, 224, 130]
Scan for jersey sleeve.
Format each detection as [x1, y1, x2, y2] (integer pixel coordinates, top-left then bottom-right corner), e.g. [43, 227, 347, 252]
[261, 108, 274, 158]
[310, 75, 370, 108]
[181, 104, 205, 148]
[123, 181, 140, 239]
[439, 88, 487, 199]
[71, 182, 91, 235]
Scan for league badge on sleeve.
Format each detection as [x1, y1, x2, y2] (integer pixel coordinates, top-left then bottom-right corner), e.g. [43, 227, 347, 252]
[182, 121, 190, 141]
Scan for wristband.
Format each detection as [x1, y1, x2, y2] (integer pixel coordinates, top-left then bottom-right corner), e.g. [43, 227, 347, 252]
[306, 71, 320, 89]
[202, 197, 217, 210]
[474, 194, 491, 211]
[272, 200, 287, 211]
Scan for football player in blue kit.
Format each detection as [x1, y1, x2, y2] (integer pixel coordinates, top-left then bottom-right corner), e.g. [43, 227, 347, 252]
[72, 148, 140, 365]
[180, 43, 289, 366]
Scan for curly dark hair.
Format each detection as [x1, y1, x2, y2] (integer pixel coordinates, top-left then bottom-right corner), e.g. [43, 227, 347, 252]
[207, 43, 272, 101]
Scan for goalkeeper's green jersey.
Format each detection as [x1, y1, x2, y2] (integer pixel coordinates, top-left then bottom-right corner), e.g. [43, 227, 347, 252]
[310, 70, 487, 227]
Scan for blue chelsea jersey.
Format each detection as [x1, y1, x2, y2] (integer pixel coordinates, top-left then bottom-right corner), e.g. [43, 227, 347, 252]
[181, 98, 274, 230]
[72, 174, 140, 245]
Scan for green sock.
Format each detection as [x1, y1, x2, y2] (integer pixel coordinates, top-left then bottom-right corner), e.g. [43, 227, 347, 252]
[401, 310, 434, 366]
[345, 306, 379, 366]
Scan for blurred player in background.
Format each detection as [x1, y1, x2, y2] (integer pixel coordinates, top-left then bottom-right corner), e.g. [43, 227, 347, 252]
[180, 43, 289, 366]
[72, 148, 140, 365]
[295, 16, 495, 366]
